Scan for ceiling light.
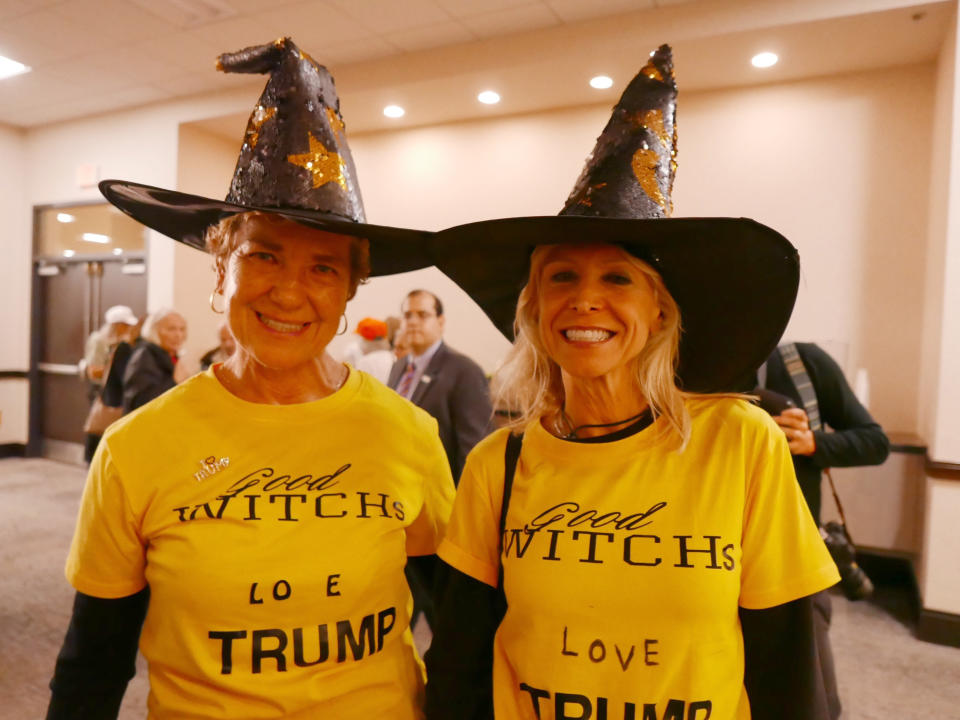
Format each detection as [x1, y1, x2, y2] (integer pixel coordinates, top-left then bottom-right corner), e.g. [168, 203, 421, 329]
[62, 249, 75, 257]
[112, 248, 123, 255]
[0, 55, 30, 80]
[81, 232, 110, 244]
[477, 90, 500, 105]
[383, 105, 405, 119]
[751, 52, 778, 69]
[56, 213, 76, 223]
[590, 75, 613, 90]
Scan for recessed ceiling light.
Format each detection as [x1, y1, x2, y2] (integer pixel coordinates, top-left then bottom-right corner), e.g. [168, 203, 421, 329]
[112, 248, 123, 255]
[56, 213, 75, 223]
[383, 105, 405, 118]
[0, 55, 30, 81]
[590, 75, 613, 90]
[477, 90, 500, 105]
[751, 52, 778, 69]
[81, 232, 110, 244]
[62, 249, 75, 258]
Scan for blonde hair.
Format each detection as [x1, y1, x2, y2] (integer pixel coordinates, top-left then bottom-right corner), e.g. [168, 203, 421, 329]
[493, 244, 694, 448]
[204, 211, 371, 300]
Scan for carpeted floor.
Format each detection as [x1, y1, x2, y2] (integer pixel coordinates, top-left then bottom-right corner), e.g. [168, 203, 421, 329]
[2, 457, 959, 719]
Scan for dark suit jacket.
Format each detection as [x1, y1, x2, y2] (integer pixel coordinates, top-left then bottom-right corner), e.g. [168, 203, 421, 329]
[388, 342, 493, 482]
[122, 340, 177, 414]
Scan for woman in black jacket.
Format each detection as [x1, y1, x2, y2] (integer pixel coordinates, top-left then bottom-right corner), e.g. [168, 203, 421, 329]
[121, 308, 187, 412]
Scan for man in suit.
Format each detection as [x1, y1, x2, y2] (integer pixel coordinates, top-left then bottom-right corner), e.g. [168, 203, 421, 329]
[388, 289, 493, 482]
[389, 290, 493, 631]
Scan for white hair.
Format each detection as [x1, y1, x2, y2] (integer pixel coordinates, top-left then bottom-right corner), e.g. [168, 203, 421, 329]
[142, 308, 181, 346]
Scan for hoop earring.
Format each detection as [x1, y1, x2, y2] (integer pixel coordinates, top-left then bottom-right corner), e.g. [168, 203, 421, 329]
[209, 291, 225, 315]
[336, 313, 348, 336]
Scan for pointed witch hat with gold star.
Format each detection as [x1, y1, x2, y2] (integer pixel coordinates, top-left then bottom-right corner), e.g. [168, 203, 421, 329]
[434, 45, 799, 392]
[99, 37, 432, 276]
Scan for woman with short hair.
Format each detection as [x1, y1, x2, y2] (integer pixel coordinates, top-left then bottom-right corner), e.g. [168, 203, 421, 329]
[48, 38, 452, 720]
[121, 308, 187, 413]
[425, 46, 839, 720]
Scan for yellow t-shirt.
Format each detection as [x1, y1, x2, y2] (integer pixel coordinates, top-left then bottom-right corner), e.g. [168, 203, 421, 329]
[67, 367, 455, 720]
[438, 398, 840, 720]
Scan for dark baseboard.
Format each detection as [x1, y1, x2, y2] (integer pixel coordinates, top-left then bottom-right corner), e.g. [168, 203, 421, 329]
[917, 609, 960, 648]
[0, 443, 27, 458]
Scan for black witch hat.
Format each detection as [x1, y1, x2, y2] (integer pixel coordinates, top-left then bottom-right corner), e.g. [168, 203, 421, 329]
[99, 37, 432, 276]
[433, 45, 799, 393]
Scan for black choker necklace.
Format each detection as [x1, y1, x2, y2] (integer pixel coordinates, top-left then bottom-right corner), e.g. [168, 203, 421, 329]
[554, 408, 648, 440]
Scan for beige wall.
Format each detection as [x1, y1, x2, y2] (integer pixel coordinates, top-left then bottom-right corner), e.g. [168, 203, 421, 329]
[0, 122, 29, 443]
[920, 8, 960, 616]
[678, 68, 933, 435]
[173, 125, 238, 373]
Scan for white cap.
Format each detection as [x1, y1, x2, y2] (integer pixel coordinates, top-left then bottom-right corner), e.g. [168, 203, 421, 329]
[104, 305, 138, 326]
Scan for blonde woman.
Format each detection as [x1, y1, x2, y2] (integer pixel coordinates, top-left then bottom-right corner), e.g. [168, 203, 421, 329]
[425, 47, 840, 720]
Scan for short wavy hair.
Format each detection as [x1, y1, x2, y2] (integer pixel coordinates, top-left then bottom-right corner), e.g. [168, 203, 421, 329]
[492, 244, 694, 448]
[204, 211, 371, 300]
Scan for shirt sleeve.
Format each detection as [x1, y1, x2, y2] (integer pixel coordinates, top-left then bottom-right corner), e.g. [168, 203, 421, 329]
[406, 414, 457, 557]
[739, 413, 840, 609]
[436, 430, 507, 588]
[799, 343, 891, 469]
[65, 440, 148, 599]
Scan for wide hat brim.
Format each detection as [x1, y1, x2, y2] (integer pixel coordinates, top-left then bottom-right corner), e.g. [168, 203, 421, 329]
[100, 180, 435, 276]
[434, 216, 799, 393]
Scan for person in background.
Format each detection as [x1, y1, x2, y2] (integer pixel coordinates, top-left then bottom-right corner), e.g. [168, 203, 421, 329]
[387, 289, 494, 632]
[121, 308, 188, 413]
[392, 326, 411, 361]
[47, 37, 452, 720]
[199, 320, 237, 371]
[99, 316, 144, 411]
[388, 289, 493, 481]
[81, 305, 138, 462]
[757, 341, 890, 720]
[355, 316, 400, 384]
[425, 46, 839, 720]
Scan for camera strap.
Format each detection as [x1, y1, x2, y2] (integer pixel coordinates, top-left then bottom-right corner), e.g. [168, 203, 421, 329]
[777, 343, 821, 432]
[776, 343, 854, 543]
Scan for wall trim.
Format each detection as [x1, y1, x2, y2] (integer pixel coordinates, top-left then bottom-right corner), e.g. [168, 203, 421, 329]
[0, 370, 28, 379]
[917, 609, 960, 648]
[0, 443, 26, 458]
[927, 459, 960, 481]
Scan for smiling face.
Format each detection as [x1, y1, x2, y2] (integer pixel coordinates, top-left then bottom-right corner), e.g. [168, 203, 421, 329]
[217, 215, 354, 372]
[535, 243, 663, 384]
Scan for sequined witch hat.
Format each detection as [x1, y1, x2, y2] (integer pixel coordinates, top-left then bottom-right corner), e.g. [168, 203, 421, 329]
[99, 37, 432, 276]
[434, 45, 799, 392]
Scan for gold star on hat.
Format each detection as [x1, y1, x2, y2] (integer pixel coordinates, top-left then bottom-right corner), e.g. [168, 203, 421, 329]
[287, 132, 347, 191]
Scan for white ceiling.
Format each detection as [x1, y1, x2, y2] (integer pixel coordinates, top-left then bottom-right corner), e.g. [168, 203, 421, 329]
[0, 0, 951, 131]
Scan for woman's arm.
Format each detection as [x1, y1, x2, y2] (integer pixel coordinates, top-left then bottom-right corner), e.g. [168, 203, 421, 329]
[46, 588, 149, 720]
[423, 561, 503, 720]
[740, 595, 830, 720]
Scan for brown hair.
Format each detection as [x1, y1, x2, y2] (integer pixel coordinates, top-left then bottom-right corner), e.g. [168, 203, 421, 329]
[205, 211, 371, 299]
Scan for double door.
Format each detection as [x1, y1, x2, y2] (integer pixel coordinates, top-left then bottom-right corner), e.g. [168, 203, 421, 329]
[33, 259, 146, 462]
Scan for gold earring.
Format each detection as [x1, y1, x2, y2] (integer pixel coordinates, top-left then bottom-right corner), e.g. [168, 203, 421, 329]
[336, 313, 348, 335]
[209, 291, 225, 314]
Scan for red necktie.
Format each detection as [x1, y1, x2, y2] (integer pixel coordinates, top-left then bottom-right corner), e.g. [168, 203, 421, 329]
[396, 362, 417, 398]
